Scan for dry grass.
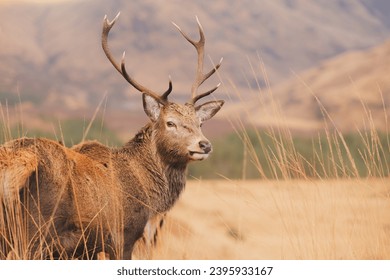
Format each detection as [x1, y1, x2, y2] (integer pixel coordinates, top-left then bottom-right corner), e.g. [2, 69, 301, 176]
[145, 55, 390, 260]
[2, 90, 390, 259]
[1, 53, 390, 259]
[152, 178, 390, 259]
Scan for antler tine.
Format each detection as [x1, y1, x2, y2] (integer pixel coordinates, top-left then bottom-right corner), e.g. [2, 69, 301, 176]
[161, 76, 173, 100]
[102, 13, 171, 105]
[173, 16, 222, 105]
[102, 13, 122, 74]
[192, 83, 221, 104]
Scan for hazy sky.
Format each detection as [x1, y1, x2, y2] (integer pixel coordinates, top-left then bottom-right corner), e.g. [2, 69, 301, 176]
[0, 0, 76, 3]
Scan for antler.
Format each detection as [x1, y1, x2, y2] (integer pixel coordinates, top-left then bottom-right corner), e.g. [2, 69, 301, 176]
[102, 13, 172, 105]
[172, 16, 223, 105]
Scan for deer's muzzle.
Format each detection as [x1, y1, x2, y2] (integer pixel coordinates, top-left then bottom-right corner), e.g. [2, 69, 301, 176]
[189, 140, 212, 161]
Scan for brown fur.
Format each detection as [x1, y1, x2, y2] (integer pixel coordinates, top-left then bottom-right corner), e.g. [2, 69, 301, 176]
[0, 101, 223, 259]
[0, 146, 38, 201]
[1, 15, 224, 260]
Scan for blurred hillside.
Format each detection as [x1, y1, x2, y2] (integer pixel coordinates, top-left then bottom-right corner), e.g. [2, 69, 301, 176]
[232, 39, 390, 133]
[1, 0, 390, 137]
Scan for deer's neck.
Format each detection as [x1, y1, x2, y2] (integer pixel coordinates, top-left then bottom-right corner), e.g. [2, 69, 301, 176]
[124, 124, 188, 213]
[163, 162, 187, 212]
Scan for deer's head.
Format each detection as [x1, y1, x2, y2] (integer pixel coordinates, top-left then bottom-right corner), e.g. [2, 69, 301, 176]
[102, 13, 224, 163]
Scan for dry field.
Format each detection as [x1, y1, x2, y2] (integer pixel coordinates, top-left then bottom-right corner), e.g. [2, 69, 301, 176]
[150, 178, 390, 260]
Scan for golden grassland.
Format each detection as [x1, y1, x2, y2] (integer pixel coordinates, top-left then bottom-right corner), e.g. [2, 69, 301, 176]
[150, 178, 390, 260]
[2, 94, 390, 259]
[1, 48, 390, 259]
[2, 111, 390, 260]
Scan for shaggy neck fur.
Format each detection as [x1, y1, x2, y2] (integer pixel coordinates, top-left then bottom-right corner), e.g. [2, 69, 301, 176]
[123, 123, 188, 214]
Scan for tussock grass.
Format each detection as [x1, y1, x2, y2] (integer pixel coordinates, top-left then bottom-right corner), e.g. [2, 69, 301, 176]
[0, 97, 123, 259]
[219, 55, 390, 181]
[169, 57, 390, 260]
[1, 56, 390, 259]
[154, 179, 390, 259]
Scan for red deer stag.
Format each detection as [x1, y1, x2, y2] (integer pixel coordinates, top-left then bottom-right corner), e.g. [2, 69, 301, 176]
[0, 13, 224, 260]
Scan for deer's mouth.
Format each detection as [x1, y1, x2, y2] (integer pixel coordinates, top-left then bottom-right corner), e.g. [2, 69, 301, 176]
[189, 151, 210, 161]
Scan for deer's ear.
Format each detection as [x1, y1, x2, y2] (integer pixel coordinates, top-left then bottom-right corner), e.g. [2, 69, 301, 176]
[143, 93, 161, 121]
[195, 100, 224, 122]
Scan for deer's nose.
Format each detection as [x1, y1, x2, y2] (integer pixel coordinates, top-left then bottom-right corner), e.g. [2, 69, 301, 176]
[199, 140, 212, 154]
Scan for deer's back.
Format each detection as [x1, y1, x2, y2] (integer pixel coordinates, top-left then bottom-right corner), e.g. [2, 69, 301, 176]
[2, 138, 123, 227]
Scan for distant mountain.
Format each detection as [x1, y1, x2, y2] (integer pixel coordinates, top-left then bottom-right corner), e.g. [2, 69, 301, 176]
[361, 0, 390, 28]
[1, 0, 390, 138]
[1, 0, 389, 110]
[240, 39, 390, 133]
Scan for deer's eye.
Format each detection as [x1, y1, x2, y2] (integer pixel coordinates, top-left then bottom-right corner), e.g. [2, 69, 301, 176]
[166, 121, 176, 128]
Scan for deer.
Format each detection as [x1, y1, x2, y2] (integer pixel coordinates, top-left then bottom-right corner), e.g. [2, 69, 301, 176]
[0, 13, 224, 260]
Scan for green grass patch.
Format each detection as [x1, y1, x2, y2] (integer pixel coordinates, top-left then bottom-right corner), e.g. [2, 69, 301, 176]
[0, 118, 122, 148]
[188, 129, 390, 179]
